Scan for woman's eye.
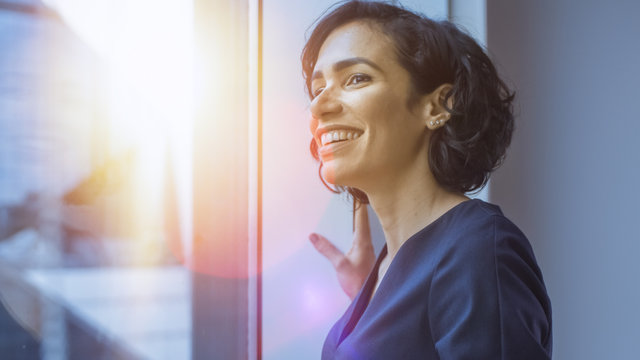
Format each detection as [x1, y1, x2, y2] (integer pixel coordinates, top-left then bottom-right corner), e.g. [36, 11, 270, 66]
[312, 87, 324, 98]
[346, 74, 370, 86]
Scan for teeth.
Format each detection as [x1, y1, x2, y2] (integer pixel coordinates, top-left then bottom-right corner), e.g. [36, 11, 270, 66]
[320, 130, 362, 146]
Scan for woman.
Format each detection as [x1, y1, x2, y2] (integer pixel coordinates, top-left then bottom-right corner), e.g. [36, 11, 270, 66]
[304, 1, 552, 359]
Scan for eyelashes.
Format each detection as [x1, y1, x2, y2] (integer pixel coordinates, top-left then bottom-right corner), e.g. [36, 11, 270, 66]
[346, 73, 371, 86]
[312, 73, 372, 98]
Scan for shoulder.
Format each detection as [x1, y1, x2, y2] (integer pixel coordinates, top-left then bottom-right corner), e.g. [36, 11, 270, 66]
[427, 199, 553, 358]
[437, 199, 534, 264]
[432, 199, 546, 297]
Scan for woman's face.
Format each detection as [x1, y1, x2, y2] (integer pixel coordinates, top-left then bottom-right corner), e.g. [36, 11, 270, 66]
[310, 21, 428, 190]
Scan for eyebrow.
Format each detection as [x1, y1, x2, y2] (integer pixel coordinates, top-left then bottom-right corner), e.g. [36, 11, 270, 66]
[311, 57, 383, 82]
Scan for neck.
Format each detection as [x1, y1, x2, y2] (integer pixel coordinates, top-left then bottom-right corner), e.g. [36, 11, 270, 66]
[363, 162, 468, 260]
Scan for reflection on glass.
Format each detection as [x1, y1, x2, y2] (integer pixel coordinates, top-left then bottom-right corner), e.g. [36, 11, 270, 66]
[0, 0, 195, 358]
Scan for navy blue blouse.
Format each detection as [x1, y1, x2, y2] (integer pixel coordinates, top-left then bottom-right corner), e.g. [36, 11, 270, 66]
[322, 199, 552, 359]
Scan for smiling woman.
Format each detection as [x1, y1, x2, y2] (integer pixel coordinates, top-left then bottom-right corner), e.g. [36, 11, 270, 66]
[303, 1, 552, 359]
[309, 21, 434, 193]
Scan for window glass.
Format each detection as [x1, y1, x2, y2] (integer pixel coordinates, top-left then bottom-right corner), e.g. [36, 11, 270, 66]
[0, 1, 213, 359]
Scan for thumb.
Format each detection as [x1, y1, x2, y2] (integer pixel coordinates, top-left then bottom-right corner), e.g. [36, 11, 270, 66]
[309, 233, 345, 269]
[353, 204, 372, 246]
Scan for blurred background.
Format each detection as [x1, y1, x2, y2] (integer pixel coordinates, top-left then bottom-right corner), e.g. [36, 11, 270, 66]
[1, 0, 639, 359]
[0, 0, 238, 358]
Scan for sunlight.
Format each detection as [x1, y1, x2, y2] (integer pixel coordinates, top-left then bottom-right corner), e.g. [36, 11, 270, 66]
[42, 0, 195, 262]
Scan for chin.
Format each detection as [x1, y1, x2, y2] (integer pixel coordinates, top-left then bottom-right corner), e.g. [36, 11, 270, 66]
[321, 163, 338, 184]
[321, 162, 357, 188]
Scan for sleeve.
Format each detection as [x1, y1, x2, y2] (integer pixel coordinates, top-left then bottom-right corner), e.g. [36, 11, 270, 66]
[427, 215, 552, 360]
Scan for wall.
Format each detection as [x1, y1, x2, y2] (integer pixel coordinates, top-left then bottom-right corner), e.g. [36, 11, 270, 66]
[487, 1, 640, 359]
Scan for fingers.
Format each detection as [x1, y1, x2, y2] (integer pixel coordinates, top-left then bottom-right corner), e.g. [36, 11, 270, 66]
[309, 233, 346, 269]
[353, 204, 371, 245]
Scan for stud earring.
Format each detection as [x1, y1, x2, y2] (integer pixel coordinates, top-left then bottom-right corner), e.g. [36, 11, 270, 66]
[429, 120, 435, 126]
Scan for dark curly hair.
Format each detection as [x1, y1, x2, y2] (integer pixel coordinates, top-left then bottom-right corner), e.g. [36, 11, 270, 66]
[302, 0, 514, 204]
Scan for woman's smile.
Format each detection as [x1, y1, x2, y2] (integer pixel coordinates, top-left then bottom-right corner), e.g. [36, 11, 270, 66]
[317, 131, 362, 160]
[315, 124, 364, 160]
[320, 130, 361, 147]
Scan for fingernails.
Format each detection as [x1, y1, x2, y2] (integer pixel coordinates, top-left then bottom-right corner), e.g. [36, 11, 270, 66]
[309, 234, 318, 243]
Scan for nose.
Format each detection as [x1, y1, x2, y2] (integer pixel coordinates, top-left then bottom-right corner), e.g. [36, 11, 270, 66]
[310, 86, 343, 122]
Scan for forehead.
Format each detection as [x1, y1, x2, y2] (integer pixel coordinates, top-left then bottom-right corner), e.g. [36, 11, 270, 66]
[314, 21, 398, 72]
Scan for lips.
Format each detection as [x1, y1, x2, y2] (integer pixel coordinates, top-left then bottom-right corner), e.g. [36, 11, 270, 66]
[314, 125, 364, 160]
[316, 125, 363, 143]
[320, 130, 361, 146]
[316, 130, 363, 161]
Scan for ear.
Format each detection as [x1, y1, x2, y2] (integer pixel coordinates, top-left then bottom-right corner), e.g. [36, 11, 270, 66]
[422, 83, 453, 130]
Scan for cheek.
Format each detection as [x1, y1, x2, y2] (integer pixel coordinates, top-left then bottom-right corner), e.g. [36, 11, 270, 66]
[354, 91, 402, 123]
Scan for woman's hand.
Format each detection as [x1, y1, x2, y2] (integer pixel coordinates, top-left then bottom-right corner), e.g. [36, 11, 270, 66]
[309, 205, 376, 300]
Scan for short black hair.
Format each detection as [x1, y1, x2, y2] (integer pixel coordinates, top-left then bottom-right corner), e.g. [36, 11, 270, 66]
[302, 0, 514, 203]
